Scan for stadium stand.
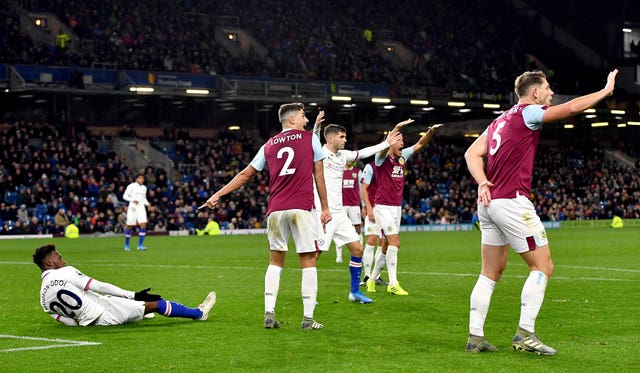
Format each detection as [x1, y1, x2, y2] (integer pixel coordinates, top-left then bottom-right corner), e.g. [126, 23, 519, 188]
[0, 1, 639, 235]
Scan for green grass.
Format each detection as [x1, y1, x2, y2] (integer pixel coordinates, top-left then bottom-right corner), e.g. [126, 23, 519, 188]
[1, 227, 639, 372]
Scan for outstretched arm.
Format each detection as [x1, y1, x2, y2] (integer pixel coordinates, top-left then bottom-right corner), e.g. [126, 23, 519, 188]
[199, 165, 258, 209]
[542, 69, 618, 123]
[412, 123, 443, 153]
[87, 278, 135, 299]
[312, 110, 325, 139]
[377, 118, 414, 159]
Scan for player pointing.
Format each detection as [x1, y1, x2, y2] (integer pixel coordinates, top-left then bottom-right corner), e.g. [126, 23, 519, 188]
[464, 69, 618, 355]
[201, 102, 331, 330]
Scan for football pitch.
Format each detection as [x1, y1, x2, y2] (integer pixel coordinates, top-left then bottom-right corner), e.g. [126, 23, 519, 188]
[1, 227, 639, 372]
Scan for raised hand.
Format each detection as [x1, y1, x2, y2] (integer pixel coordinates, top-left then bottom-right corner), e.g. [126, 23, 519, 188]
[604, 69, 618, 95]
[390, 118, 414, 133]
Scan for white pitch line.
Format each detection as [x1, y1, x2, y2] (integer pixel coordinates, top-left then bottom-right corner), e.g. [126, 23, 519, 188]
[2, 262, 638, 282]
[562, 265, 640, 273]
[0, 334, 101, 353]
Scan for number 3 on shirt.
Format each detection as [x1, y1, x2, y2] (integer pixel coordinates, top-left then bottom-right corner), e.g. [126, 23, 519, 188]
[489, 120, 506, 156]
[277, 146, 296, 176]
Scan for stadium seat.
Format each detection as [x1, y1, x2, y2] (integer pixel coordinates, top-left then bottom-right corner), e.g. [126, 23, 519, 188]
[4, 191, 17, 204]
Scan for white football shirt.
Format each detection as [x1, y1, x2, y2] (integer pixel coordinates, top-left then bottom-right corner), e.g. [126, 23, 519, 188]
[39, 266, 134, 326]
[313, 143, 389, 213]
[123, 182, 149, 208]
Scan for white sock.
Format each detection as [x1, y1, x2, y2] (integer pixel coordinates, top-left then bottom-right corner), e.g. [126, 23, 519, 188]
[264, 264, 282, 313]
[519, 271, 548, 333]
[386, 246, 399, 285]
[371, 252, 386, 280]
[374, 247, 386, 275]
[363, 244, 375, 277]
[469, 274, 496, 337]
[336, 246, 343, 261]
[301, 267, 318, 319]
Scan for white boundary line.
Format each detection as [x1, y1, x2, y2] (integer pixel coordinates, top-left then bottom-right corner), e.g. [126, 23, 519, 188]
[2, 261, 638, 282]
[0, 334, 101, 353]
[77, 263, 640, 281]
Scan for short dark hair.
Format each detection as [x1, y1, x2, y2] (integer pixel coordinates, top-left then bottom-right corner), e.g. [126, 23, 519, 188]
[323, 124, 346, 139]
[278, 102, 304, 123]
[33, 244, 56, 269]
[514, 71, 547, 98]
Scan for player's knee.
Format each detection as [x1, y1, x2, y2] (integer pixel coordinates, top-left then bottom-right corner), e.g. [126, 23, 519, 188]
[348, 243, 363, 256]
[544, 259, 554, 278]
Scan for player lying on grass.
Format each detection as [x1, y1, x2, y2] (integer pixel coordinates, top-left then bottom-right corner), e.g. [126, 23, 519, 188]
[33, 244, 216, 326]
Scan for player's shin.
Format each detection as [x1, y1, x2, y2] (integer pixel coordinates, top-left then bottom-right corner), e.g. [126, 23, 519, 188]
[519, 271, 548, 332]
[363, 244, 375, 277]
[156, 299, 203, 319]
[265, 264, 282, 313]
[349, 256, 363, 293]
[301, 267, 318, 318]
[469, 275, 496, 336]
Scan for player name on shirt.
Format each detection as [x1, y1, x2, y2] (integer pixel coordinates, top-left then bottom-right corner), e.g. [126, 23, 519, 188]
[270, 132, 303, 144]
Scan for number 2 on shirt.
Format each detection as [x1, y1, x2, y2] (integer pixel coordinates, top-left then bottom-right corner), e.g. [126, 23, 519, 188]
[277, 146, 296, 176]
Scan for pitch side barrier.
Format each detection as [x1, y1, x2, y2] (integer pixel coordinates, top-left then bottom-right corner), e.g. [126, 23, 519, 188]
[5, 220, 639, 240]
[561, 218, 640, 228]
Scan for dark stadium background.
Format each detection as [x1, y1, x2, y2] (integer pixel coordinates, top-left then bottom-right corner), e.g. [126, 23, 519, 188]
[1, 0, 639, 235]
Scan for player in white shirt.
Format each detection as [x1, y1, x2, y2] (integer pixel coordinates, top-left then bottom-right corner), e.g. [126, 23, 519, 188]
[34, 244, 216, 326]
[123, 174, 150, 251]
[312, 116, 410, 303]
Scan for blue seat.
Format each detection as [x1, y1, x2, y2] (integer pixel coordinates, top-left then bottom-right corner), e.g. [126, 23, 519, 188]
[4, 191, 17, 204]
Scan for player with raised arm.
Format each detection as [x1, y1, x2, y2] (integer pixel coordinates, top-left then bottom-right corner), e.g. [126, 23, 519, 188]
[201, 102, 331, 330]
[367, 123, 443, 295]
[312, 116, 408, 304]
[123, 174, 149, 251]
[34, 244, 216, 326]
[464, 69, 618, 355]
[359, 160, 388, 291]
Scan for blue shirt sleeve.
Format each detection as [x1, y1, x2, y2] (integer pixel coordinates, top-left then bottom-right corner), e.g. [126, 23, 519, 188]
[361, 164, 373, 184]
[522, 105, 545, 130]
[312, 135, 325, 162]
[249, 145, 266, 171]
[402, 147, 415, 160]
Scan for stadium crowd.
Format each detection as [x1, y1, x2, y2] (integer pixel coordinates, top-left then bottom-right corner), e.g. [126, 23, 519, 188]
[1, 121, 638, 236]
[1, 1, 639, 236]
[3, 0, 557, 93]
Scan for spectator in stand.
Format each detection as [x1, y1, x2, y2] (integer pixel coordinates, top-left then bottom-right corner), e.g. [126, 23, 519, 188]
[17, 204, 29, 224]
[54, 208, 70, 233]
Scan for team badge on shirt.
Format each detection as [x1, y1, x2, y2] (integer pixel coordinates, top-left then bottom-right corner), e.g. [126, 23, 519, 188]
[398, 157, 405, 165]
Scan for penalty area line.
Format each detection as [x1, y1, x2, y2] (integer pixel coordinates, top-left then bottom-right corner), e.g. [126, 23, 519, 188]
[0, 334, 101, 353]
